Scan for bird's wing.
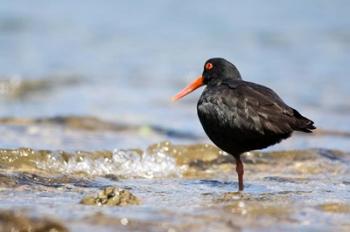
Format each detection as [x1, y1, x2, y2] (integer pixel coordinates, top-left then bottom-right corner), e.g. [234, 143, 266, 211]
[218, 81, 297, 135]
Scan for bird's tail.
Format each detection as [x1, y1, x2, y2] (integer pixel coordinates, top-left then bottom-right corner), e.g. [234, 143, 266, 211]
[292, 109, 316, 133]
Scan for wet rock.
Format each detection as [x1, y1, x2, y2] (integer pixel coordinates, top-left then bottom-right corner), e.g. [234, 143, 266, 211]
[146, 141, 235, 178]
[0, 116, 201, 141]
[0, 75, 80, 99]
[0, 143, 348, 179]
[146, 142, 349, 178]
[103, 174, 120, 181]
[317, 203, 350, 213]
[0, 210, 68, 232]
[0, 173, 17, 188]
[263, 176, 309, 183]
[16, 173, 66, 188]
[36, 116, 132, 132]
[80, 187, 140, 206]
[147, 142, 225, 165]
[0, 147, 51, 170]
[14, 172, 101, 188]
[0, 116, 132, 131]
[242, 150, 316, 164]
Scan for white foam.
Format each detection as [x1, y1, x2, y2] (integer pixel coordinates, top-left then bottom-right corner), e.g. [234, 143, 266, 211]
[36, 148, 183, 179]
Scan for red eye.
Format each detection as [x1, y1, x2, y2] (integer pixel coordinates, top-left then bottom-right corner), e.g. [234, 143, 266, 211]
[205, 62, 213, 71]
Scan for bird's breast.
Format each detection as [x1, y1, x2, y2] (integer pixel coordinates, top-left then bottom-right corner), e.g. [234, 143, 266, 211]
[197, 89, 241, 152]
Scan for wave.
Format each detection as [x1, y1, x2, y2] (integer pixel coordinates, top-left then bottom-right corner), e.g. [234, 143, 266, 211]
[0, 142, 348, 179]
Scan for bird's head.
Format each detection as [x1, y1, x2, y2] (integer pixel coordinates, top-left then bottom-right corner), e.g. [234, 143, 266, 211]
[172, 58, 241, 101]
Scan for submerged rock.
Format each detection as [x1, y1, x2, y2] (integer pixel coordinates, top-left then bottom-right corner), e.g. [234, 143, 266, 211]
[0, 210, 68, 232]
[80, 187, 140, 206]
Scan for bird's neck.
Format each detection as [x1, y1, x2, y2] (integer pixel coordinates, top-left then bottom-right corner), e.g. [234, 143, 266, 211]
[207, 78, 242, 88]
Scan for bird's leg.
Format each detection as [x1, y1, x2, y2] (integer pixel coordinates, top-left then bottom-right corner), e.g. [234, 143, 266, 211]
[235, 156, 244, 191]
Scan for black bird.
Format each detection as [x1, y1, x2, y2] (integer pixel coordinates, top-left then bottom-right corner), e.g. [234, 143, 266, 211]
[172, 58, 315, 191]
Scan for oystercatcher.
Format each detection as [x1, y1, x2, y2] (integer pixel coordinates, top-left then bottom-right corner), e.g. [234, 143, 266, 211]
[172, 58, 315, 191]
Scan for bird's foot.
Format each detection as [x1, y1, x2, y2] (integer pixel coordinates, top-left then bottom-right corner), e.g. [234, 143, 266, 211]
[221, 191, 244, 201]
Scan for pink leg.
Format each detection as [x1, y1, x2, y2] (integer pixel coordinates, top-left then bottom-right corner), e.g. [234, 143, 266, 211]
[235, 157, 244, 191]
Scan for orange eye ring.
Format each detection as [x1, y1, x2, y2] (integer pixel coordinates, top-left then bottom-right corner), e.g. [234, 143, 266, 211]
[205, 62, 213, 71]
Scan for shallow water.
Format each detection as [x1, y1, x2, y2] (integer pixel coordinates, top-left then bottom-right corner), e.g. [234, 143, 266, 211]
[1, 1, 350, 134]
[1, 0, 350, 231]
[0, 142, 349, 231]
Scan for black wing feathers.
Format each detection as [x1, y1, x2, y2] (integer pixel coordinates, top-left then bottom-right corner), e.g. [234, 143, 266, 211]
[223, 80, 316, 135]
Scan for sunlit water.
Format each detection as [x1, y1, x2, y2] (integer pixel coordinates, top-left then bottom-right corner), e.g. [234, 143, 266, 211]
[0, 1, 350, 231]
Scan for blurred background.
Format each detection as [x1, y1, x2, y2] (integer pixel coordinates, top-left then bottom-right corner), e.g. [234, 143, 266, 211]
[1, 2, 350, 231]
[0, 0, 350, 150]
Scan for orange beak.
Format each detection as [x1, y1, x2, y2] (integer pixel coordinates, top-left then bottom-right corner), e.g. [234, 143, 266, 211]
[172, 76, 205, 101]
